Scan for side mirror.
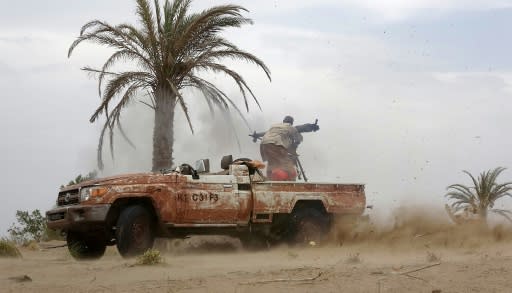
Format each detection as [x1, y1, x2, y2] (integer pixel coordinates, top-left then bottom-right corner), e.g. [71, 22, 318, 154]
[195, 159, 210, 173]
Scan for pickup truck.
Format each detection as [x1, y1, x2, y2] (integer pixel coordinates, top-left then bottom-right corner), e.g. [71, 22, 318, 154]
[46, 157, 366, 260]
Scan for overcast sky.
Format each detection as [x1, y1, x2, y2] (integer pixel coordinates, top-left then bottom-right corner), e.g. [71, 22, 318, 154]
[2, 0, 512, 234]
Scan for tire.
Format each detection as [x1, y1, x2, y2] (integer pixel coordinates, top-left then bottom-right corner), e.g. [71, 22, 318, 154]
[66, 231, 106, 260]
[289, 208, 330, 245]
[115, 205, 155, 258]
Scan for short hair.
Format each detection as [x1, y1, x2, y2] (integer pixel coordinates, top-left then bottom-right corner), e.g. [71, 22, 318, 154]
[283, 115, 294, 125]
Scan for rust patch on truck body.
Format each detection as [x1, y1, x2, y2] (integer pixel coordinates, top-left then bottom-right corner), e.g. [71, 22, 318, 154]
[252, 182, 365, 216]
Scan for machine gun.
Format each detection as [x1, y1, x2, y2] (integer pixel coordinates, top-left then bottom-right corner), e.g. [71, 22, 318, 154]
[249, 119, 319, 142]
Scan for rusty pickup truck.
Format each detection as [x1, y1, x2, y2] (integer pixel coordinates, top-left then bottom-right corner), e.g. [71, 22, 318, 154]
[46, 157, 366, 260]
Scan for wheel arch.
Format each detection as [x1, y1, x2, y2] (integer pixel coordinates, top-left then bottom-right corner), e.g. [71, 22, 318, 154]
[291, 199, 328, 215]
[105, 196, 161, 234]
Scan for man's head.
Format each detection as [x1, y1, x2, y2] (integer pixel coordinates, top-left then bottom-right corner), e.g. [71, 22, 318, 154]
[283, 115, 294, 125]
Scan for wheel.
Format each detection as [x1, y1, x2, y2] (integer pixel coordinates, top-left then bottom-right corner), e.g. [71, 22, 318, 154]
[115, 205, 155, 258]
[289, 208, 330, 245]
[66, 231, 106, 260]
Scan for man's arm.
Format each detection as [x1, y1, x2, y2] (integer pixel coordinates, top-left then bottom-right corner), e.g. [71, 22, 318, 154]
[250, 120, 319, 142]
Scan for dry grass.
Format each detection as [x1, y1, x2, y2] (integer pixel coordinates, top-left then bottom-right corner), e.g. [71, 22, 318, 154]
[24, 241, 39, 251]
[0, 239, 22, 258]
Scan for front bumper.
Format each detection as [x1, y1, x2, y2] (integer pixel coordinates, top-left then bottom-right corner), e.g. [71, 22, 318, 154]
[46, 204, 111, 231]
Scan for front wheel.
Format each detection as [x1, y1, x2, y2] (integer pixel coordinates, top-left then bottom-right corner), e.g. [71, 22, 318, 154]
[289, 208, 330, 245]
[116, 205, 155, 258]
[67, 231, 106, 260]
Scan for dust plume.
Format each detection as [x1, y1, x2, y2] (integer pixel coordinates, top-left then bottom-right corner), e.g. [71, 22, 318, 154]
[334, 206, 512, 251]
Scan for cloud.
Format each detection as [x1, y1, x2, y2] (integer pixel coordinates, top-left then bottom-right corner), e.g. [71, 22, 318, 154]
[325, 0, 512, 21]
[222, 0, 512, 22]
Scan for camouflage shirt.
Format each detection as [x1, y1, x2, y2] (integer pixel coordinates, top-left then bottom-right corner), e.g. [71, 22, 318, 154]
[261, 122, 303, 151]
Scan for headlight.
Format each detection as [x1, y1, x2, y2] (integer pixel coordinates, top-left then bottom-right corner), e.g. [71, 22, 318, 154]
[80, 186, 109, 202]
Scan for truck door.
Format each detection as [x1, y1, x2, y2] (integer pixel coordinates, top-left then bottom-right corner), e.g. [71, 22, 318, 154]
[174, 165, 252, 225]
[174, 175, 236, 224]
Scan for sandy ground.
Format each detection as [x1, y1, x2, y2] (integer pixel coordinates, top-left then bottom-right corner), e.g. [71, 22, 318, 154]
[2, 213, 512, 293]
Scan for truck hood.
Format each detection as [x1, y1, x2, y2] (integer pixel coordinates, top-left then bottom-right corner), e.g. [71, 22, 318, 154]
[59, 172, 171, 191]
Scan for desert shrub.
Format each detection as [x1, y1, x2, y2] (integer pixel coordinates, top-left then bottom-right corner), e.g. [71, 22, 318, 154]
[136, 249, 164, 265]
[0, 238, 21, 258]
[45, 227, 65, 241]
[24, 240, 39, 251]
[8, 210, 47, 244]
[61, 170, 97, 188]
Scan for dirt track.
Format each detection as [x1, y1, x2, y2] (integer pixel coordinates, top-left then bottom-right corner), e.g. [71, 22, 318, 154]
[2, 212, 512, 293]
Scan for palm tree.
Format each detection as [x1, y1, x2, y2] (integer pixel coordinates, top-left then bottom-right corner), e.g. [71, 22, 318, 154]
[445, 167, 512, 223]
[68, 0, 271, 171]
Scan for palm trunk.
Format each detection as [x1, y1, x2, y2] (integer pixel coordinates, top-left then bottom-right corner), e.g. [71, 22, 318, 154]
[478, 207, 488, 225]
[152, 88, 177, 171]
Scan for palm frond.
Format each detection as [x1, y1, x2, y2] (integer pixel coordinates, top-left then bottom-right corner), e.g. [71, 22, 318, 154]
[491, 209, 512, 222]
[136, 0, 158, 50]
[76, 20, 147, 57]
[202, 49, 271, 80]
[446, 192, 473, 204]
[176, 5, 250, 53]
[89, 71, 153, 123]
[196, 61, 260, 111]
[463, 170, 480, 194]
[446, 184, 475, 198]
[184, 74, 251, 130]
[168, 79, 194, 134]
[447, 168, 512, 222]
[96, 49, 145, 96]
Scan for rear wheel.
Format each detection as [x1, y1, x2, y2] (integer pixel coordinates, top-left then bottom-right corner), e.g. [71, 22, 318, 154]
[289, 208, 330, 245]
[116, 205, 155, 258]
[66, 231, 106, 260]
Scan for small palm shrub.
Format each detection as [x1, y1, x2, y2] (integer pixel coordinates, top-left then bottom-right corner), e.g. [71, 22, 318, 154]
[136, 248, 164, 265]
[445, 167, 512, 223]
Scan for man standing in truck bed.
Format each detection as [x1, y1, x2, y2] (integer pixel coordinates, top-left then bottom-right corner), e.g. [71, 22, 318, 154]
[260, 116, 318, 181]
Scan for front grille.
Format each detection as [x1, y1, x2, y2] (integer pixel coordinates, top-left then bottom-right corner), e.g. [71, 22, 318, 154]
[47, 212, 65, 221]
[57, 189, 80, 206]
